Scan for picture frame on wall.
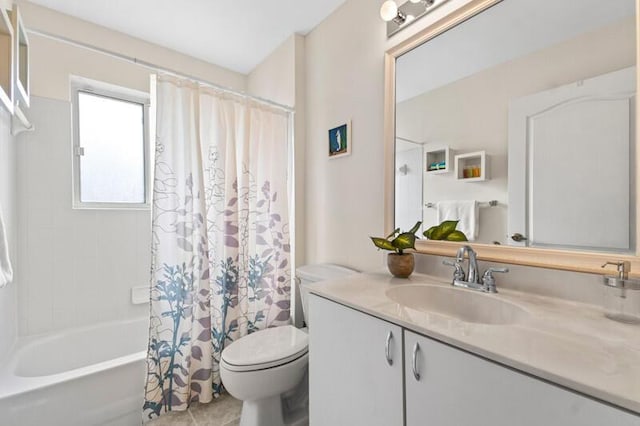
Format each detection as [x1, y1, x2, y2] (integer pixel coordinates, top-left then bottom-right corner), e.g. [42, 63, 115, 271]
[328, 121, 351, 158]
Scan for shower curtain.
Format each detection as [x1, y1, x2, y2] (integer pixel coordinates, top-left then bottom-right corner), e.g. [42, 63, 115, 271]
[143, 75, 292, 419]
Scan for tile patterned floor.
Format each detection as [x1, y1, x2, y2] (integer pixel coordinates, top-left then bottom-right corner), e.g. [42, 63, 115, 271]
[147, 393, 242, 426]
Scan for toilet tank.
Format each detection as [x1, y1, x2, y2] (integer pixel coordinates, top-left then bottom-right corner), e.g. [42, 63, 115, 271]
[297, 264, 358, 326]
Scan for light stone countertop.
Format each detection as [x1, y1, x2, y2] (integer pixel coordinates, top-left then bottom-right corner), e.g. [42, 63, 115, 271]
[307, 271, 640, 415]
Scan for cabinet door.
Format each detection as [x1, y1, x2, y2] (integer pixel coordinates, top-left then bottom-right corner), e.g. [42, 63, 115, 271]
[405, 330, 639, 426]
[309, 295, 403, 426]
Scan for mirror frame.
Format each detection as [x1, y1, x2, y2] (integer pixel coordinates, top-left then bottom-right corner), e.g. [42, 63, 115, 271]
[384, 0, 640, 277]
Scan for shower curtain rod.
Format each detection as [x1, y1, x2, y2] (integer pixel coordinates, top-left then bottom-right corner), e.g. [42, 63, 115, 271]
[27, 28, 295, 113]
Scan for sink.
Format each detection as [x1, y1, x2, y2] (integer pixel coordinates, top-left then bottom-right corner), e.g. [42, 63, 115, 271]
[386, 285, 528, 325]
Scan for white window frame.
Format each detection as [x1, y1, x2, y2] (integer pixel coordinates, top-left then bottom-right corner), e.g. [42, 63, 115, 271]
[71, 76, 151, 210]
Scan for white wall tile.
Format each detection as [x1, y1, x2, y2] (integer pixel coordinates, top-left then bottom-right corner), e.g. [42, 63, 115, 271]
[0, 107, 18, 359]
[17, 96, 151, 337]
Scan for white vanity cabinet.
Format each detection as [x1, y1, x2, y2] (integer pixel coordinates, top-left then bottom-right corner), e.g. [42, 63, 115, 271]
[308, 294, 404, 426]
[309, 294, 640, 425]
[404, 330, 640, 426]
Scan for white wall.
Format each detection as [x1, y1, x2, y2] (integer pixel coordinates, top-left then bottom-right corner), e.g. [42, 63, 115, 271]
[0, 108, 18, 359]
[15, 5, 247, 336]
[248, 35, 296, 107]
[303, 0, 617, 300]
[304, 0, 385, 270]
[304, 0, 472, 271]
[247, 34, 307, 267]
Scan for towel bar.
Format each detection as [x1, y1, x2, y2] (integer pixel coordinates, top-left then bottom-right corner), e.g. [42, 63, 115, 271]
[425, 200, 498, 208]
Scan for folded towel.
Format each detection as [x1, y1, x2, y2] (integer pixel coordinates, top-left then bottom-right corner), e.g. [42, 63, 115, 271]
[436, 200, 479, 241]
[0, 206, 13, 288]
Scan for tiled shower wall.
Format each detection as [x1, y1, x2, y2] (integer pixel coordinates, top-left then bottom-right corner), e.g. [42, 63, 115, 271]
[16, 96, 151, 336]
[0, 108, 18, 358]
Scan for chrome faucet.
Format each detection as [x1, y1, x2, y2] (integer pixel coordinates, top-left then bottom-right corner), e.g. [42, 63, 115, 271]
[443, 245, 508, 293]
[457, 245, 479, 285]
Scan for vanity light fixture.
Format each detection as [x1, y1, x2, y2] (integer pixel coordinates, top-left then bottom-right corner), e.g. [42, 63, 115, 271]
[381, 0, 449, 37]
[380, 0, 406, 24]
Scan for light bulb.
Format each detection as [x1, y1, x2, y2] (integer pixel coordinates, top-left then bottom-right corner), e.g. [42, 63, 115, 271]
[380, 0, 398, 22]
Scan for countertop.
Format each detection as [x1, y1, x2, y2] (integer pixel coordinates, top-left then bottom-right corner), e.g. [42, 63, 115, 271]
[307, 272, 640, 415]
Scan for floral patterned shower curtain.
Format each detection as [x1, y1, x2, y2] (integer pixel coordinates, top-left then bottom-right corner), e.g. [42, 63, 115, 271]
[143, 75, 292, 420]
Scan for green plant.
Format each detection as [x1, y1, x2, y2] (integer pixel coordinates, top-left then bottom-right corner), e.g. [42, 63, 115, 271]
[370, 221, 422, 254]
[423, 220, 468, 241]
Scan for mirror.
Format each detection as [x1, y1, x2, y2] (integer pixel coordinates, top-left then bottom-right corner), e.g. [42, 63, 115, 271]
[393, 0, 636, 255]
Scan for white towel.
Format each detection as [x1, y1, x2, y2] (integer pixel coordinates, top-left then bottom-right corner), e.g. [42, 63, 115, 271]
[436, 200, 479, 241]
[0, 206, 13, 288]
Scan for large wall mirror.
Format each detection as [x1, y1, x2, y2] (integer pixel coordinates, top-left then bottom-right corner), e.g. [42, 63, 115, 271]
[384, 0, 640, 275]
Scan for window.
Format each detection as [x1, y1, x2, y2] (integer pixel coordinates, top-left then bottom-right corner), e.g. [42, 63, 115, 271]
[72, 77, 150, 209]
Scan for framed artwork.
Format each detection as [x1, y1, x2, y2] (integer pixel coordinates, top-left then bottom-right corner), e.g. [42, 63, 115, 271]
[328, 121, 351, 158]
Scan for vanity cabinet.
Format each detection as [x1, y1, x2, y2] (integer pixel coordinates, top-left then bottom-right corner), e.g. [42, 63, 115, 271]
[309, 294, 639, 426]
[308, 294, 403, 426]
[405, 330, 639, 426]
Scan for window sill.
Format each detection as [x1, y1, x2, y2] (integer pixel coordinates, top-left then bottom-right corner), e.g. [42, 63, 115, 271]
[72, 202, 151, 211]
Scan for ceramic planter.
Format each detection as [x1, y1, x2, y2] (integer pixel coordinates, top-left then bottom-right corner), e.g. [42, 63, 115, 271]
[387, 252, 414, 278]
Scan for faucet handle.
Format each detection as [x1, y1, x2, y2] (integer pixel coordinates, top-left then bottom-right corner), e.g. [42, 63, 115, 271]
[443, 259, 465, 282]
[481, 267, 509, 293]
[484, 267, 509, 275]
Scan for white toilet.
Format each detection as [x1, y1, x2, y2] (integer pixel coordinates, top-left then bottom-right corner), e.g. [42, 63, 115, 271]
[220, 264, 357, 426]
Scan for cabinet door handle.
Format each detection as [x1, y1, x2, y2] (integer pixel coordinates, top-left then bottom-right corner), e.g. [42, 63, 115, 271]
[385, 331, 394, 366]
[412, 342, 421, 381]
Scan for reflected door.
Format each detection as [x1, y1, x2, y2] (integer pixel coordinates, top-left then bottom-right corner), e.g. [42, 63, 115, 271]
[395, 140, 424, 232]
[508, 67, 636, 251]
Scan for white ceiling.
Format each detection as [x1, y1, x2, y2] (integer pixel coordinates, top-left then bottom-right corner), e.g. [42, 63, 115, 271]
[396, 0, 636, 103]
[26, 0, 348, 74]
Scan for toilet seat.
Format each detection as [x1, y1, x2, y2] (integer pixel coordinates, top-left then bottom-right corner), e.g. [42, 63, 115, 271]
[221, 325, 308, 372]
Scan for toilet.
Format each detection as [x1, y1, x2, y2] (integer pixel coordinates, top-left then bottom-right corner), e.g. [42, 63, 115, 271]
[220, 264, 358, 426]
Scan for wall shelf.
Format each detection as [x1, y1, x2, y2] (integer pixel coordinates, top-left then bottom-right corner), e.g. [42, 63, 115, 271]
[9, 4, 29, 109]
[0, 7, 14, 114]
[424, 146, 452, 174]
[455, 150, 489, 182]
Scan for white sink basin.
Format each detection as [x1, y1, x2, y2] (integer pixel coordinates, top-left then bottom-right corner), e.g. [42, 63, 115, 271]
[386, 285, 528, 325]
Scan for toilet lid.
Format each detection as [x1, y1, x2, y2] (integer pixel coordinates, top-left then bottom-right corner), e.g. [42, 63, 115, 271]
[221, 325, 308, 372]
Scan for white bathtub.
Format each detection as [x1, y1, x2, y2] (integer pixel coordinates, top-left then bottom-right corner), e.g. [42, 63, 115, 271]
[0, 318, 149, 426]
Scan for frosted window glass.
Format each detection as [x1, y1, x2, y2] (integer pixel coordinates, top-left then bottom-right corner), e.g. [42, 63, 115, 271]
[78, 92, 145, 204]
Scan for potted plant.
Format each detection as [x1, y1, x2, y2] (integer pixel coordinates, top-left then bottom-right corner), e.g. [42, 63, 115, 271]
[370, 221, 421, 278]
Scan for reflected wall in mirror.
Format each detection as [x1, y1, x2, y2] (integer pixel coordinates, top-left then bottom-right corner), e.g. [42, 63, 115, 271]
[395, 0, 636, 254]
